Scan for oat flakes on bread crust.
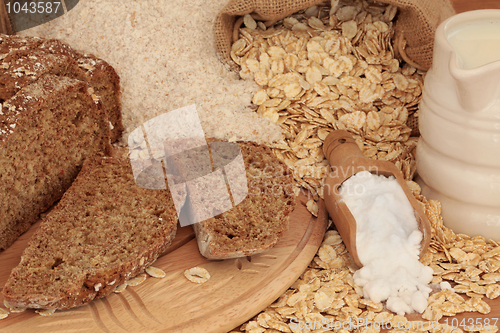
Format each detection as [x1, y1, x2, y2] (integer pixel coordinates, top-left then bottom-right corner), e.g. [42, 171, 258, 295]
[2, 156, 178, 310]
[0, 34, 123, 141]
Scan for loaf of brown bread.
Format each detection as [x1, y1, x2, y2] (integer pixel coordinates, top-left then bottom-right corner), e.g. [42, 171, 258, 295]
[0, 34, 123, 251]
[0, 74, 111, 251]
[190, 140, 296, 259]
[2, 156, 178, 310]
[0, 34, 123, 141]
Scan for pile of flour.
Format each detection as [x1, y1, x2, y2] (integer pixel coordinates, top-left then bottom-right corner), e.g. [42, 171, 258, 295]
[339, 171, 434, 315]
[20, 0, 283, 144]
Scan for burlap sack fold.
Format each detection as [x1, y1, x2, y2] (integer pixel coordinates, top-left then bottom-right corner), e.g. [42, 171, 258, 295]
[214, 0, 327, 72]
[214, 0, 455, 72]
[382, 0, 455, 70]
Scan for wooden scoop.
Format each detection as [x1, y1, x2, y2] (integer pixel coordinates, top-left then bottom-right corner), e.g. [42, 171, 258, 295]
[322, 130, 431, 268]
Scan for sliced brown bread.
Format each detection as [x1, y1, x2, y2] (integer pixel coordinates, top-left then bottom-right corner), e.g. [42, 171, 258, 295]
[0, 34, 123, 141]
[0, 74, 111, 251]
[189, 140, 296, 259]
[2, 156, 178, 310]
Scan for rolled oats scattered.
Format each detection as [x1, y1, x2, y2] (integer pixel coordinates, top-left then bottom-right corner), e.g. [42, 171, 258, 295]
[359, 299, 383, 312]
[453, 284, 471, 294]
[35, 309, 56, 316]
[306, 199, 319, 216]
[470, 297, 491, 314]
[184, 267, 211, 284]
[0, 308, 8, 320]
[486, 284, 500, 299]
[322, 230, 343, 246]
[126, 273, 147, 287]
[373, 311, 393, 323]
[422, 306, 443, 321]
[113, 284, 127, 293]
[439, 301, 464, 316]
[146, 266, 166, 278]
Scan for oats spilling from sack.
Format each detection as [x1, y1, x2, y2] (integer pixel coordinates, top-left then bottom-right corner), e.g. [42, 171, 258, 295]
[231, 0, 424, 204]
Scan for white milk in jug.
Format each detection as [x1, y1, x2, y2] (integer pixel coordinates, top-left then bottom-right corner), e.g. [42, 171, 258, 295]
[416, 10, 500, 239]
[447, 21, 500, 69]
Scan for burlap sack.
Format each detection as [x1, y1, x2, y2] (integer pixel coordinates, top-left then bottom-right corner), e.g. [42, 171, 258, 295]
[214, 0, 455, 72]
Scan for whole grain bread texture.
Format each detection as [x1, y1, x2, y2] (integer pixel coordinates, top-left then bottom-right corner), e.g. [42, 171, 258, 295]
[0, 74, 111, 251]
[2, 156, 179, 310]
[187, 139, 296, 259]
[0, 34, 123, 141]
[0, 33, 123, 251]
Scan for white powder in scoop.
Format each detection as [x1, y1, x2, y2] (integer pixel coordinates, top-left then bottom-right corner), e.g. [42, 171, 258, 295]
[19, 0, 283, 144]
[339, 171, 433, 316]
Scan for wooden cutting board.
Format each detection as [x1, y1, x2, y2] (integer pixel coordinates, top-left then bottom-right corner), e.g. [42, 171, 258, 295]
[0, 194, 328, 333]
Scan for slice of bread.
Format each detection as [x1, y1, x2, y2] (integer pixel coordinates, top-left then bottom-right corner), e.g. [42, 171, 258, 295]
[188, 140, 296, 259]
[2, 156, 178, 310]
[0, 74, 111, 251]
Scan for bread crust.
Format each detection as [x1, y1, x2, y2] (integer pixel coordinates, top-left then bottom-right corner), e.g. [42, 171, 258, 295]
[193, 221, 284, 260]
[0, 34, 123, 141]
[3, 229, 176, 310]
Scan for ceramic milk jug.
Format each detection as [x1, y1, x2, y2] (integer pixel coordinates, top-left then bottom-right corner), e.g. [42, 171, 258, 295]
[416, 10, 500, 239]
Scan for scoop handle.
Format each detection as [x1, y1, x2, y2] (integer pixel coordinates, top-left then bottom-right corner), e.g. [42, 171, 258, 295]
[323, 130, 365, 172]
[323, 130, 366, 268]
